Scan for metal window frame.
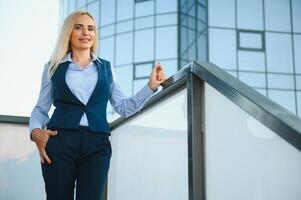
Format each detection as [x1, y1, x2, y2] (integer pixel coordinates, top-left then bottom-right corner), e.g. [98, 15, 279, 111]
[133, 61, 154, 80]
[237, 29, 265, 51]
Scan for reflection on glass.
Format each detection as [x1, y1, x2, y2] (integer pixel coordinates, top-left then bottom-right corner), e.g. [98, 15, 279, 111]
[156, 14, 177, 26]
[135, 16, 154, 29]
[266, 33, 293, 73]
[292, 0, 301, 33]
[134, 29, 154, 62]
[101, 0, 115, 26]
[135, 1, 154, 17]
[156, 0, 177, 14]
[116, 20, 134, 34]
[208, 0, 235, 28]
[269, 90, 296, 114]
[265, 0, 291, 32]
[116, 33, 133, 65]
[117, 0, 134, 21]
[209, 28, 237, 70]
[237, 0, 263, 30]
[204, 83, 301, 199]
[108, 89, 188, 200]
[0, 124, 45, 200]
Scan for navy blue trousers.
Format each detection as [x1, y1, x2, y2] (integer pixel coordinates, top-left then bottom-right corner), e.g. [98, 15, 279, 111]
[41, 126, 112, 200]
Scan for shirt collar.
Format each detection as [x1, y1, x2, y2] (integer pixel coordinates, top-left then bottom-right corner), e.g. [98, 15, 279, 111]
[59, 52, 102, 64]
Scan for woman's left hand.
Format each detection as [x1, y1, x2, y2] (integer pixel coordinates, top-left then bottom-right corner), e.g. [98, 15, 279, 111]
[148, 63, 167, 92]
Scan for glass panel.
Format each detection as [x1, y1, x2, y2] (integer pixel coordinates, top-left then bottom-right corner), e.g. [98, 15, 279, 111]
[294, 34, 301, 73]
[68, 0, 77, 13]
[204, 83, 301, 200]
[116, 32, 133, 65]
[296, 75, 301, 90]
[134, 29, 154, 62]
[155, 26, 177, 59]
[108, 89, 188, 200]
[116, 20, 133, 34]
[208, 0, 235, 28]
[117, 0, 134, 21]
[114, 65, 133, 96]
[134, 62, 153, 79]
[99, 25, 114, 38]
[269, 90, 296, 114]
[239, 31, 263, 50]
[77, 0, 86, 8]
[298, 92, 301, 118]
[197, 33, 207, 62]
[265, 0, 291, 32]
[266, 33, 293, 73]
[268, 74, 295, 89]
[156, 14, 177, 26]
[156, 0, 177, 14]
[209, 28, 237, 70]
[135, 16, 154, 29]
[87, 1, 100, 26]
[135, 1, 154, 17]
[0, 124, 45, 199]
[238, 51, 265, 71]
[255, 88, 267, 96]
[239, 72, 266, 88]
[292, 0, 301, 33]
[237, 0, 263, 30]
[99, 37, 114, 64]
[198, 5, 206, 22]
[133, 79, 149, 93]
[100, 0, 115, 26]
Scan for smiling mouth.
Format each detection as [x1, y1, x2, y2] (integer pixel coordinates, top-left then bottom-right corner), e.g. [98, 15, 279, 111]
[79, 38, 91, 42]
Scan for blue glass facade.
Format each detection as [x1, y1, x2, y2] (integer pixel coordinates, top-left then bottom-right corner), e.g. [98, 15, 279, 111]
[60, 0, 301, 117]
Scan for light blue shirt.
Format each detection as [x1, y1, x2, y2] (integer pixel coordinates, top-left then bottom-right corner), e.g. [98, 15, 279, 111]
[29, 52, 156, 135]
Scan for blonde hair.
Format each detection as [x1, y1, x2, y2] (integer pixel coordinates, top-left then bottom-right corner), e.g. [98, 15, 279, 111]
[48, 11, 98, 77]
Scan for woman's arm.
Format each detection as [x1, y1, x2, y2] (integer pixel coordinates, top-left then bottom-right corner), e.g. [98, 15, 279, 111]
[109, 63, 166, 117]
[29, 63, 54, 141]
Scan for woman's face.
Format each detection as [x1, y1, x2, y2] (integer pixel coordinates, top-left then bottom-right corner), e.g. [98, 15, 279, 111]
[70, 14, 95, 51]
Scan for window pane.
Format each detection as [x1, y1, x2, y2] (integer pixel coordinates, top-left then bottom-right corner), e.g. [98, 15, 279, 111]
[294, 34, 301, 73]
[77, 0, 86, 8]
[99, 25, 114, 38]
[209, 28, 237, 70]
[239, 31, 263, 50]
[101, 0, 115, 26]
[135, 16, 154, 29]
[68, 0, 77, 13]
[117, 0, 134, 21]
[298, 92, 301, 117]
[135, 29, 154, 62]
[269, 90, 296, 114]
[156, 14, 177, 26]
[156, 0, 177, 13]
[239, 72, 266, 88]
[134, 62, 153, 79]
[156, 26, 177, 59]
[208, 0, 235, 28]
[117, 20, 133, 34]
[99, 37, 114, 64]
[135, 1, 154, 17]
[237, 0, 263, 30]
[265, 0, 291, 32]
[296, 75, 301, 90]
[87, 1, 100, 26]
[116, 33, 133, 65]
[238, 51, 265, 71]
[266, 33, 293, 73]
[268, 74, 295, 89]
[292, 0, 301, 33]
[115, 65, 133, 96]
[134, 79, 149, 93]
[197, 33, 208, 62]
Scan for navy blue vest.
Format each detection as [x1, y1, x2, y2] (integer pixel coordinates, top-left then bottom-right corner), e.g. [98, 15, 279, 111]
[46, 58, 113, 134]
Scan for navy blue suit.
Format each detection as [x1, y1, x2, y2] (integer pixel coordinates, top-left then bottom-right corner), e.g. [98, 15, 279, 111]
[42, 59, 112, 200]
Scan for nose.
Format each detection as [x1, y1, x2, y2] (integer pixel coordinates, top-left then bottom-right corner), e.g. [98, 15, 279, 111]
[82, 27, 88, 35]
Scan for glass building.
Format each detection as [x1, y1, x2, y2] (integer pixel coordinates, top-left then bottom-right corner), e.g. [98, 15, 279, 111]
[59, 0, 301, 118]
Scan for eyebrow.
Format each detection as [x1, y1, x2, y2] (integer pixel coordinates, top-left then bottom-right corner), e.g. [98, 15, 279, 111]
[74, 24, 94, 28]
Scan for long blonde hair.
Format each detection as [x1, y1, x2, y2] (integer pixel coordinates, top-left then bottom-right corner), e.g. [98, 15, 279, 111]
[48, 11, 98, 77]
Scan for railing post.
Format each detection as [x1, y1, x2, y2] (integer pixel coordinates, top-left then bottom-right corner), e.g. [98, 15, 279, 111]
[187, 69, 206, 200]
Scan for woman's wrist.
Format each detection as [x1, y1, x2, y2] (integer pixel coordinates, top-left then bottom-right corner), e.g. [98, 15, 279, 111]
[148, 82, 157, 92]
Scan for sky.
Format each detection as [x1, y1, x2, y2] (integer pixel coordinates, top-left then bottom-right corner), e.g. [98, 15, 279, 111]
[0, 0, 59, 117]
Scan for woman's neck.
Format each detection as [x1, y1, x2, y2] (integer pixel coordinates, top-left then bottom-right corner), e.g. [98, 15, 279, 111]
[71, 50, 92, 68]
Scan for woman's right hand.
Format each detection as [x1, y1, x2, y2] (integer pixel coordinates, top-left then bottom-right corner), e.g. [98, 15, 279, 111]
[31, 128, 57, 165]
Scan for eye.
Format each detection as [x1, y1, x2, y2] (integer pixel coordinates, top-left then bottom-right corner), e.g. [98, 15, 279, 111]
[88, 27, 94, 31]
[74, 25, 81, 30]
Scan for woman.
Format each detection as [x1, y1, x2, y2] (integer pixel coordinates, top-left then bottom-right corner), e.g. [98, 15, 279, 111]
[29, 11, 166, 200]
